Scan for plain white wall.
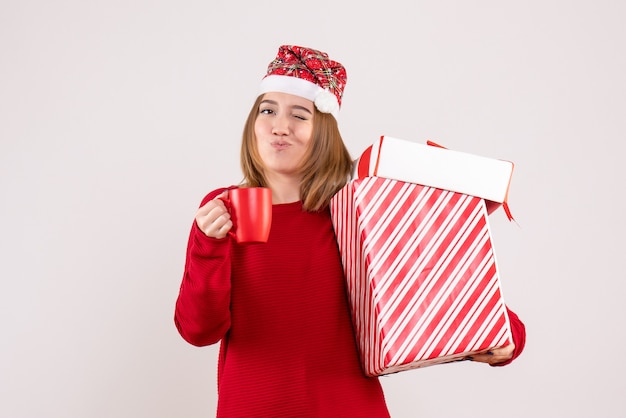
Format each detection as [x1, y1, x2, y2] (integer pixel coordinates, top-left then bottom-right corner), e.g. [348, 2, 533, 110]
[1, 1, 624, 417]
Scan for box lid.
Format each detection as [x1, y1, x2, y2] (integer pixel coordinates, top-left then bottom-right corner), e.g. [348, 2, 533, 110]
[354, 136, 514, 218]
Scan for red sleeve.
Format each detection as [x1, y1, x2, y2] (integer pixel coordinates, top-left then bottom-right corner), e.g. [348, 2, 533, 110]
[491, 306, 526, 367]
[174, 188, 233, 347]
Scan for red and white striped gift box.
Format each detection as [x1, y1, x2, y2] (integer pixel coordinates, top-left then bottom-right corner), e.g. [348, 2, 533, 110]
[330, 176, 513, 377]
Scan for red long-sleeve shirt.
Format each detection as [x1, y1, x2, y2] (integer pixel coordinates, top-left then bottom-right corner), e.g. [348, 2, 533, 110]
[175, 189, 391, 417]
[174, 188, 525, 417]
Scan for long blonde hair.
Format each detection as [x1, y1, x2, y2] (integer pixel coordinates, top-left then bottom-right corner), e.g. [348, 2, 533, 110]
[240, 95, 353, 212]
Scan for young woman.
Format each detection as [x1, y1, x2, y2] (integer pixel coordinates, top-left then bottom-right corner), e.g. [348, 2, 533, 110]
[174, 45, 526, 417]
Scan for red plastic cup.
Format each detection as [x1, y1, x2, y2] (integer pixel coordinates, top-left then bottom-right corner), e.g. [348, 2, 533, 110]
[221, 187, 272, 243]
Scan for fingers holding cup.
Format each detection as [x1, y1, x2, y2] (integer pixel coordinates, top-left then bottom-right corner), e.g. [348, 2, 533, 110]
[195, 192, 233, 238]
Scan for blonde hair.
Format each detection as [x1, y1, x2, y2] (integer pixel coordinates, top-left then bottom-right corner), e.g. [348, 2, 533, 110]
[240, 95, 353, 212]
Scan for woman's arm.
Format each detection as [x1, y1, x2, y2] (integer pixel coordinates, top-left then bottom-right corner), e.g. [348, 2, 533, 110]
[174, 189, 233, 347]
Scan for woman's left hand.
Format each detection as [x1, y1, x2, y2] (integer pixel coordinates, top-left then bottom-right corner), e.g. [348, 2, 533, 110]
[469, 343, 515, 365]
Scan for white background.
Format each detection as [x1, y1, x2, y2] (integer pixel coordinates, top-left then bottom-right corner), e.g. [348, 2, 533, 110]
[1, 1, 624, 417]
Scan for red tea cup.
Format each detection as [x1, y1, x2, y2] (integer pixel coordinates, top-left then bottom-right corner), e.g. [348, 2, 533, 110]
[221, 187, 272, 243]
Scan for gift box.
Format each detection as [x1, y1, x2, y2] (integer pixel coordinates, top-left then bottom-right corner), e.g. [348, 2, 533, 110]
[330, 138, 513, 377]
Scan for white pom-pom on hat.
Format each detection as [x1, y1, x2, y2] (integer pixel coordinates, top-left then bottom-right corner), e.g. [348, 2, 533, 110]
[314, 89, 340, 116]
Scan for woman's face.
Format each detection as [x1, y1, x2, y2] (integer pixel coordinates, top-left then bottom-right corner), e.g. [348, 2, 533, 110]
[254, 92, 315, 182]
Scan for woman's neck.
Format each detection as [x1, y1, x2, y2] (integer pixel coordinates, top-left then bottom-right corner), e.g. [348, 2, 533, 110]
[266, 174, 301, 204]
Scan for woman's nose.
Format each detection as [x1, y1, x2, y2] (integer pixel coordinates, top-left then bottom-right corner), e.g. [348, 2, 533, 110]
[271, 115, 290, 135]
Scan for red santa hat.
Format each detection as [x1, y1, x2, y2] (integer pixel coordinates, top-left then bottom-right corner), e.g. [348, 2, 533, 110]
[259, 45, 347, 118]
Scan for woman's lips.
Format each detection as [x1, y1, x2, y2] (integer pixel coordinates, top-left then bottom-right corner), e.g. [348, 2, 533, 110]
[271, 141, 291, 150]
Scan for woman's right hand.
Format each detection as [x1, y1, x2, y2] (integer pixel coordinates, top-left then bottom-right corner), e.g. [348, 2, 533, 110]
[195, 191, 233, 239]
